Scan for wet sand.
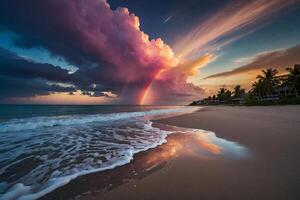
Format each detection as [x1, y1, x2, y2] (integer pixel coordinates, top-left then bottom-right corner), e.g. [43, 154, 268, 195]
[42, 106, 300, 200]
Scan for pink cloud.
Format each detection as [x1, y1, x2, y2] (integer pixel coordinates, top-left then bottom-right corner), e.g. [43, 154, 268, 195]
[0, 0, 180, 104]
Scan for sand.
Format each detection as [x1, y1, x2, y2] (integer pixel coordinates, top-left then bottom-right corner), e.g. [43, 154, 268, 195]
[41, 106, 300, 200]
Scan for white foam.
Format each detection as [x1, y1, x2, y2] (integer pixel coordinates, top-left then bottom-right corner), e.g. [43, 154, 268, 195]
[1, 122, 247, 200]
[0, 107, 199, 133]
[1, 125, 168, 200]
[0, 106, 201, 200]
[1, 183, 31, 200]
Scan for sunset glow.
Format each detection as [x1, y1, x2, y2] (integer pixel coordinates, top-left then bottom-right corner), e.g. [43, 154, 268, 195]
[0, 1, 299, 199]
[143, 132, 224, 168]
[0, 0, 299, 104]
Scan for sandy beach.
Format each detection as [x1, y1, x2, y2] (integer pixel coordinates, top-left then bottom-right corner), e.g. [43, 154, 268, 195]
[41, 106, 300, 200]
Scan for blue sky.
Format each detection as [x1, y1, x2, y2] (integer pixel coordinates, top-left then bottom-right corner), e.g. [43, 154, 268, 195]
[108, 0, 300, 77]
[0, 0, 300, 104]
[0, 31, 77, 72]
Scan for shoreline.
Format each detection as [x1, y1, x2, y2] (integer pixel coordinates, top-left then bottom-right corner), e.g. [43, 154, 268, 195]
[42, 106, 300, 200]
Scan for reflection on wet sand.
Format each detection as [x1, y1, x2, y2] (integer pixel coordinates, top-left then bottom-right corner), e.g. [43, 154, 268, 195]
[144, 124, 246, 168]
[41, 123, 246, 200]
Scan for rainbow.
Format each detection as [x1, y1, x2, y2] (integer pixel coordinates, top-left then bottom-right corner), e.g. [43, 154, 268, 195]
[139, 69, 164, 105]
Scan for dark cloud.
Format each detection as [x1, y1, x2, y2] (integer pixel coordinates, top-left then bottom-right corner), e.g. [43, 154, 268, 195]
[0, 76, 75, 100]
[0, 48, 76, 101]
[205, 44, 300, 79]
[0, 48, 72, 82]
[0, 48, 121, 101]
[81, 90, 115, 98]
[0, 0, 179, 104]
[0, 0, 212, 104]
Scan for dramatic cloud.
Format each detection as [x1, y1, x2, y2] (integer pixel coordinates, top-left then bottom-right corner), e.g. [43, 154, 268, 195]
[1, 0, 295, 104]
[143, 71, 205, 105]
[0, 48, 72, 82]
[0, 77, 75, 99]
[174, 0, 297, 58]
[205, 44, 300, 79]
[0, 48, 76, 101]
[0, 0, 179, 104]
[141, 56, 213, 105]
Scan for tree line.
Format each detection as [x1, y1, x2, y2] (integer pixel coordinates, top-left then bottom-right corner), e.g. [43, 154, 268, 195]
[190, 65, 300, 105]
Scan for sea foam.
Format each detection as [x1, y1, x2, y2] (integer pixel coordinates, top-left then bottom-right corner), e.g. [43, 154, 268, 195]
[0, 107, 199, 200]
[0, 107, 199, 133]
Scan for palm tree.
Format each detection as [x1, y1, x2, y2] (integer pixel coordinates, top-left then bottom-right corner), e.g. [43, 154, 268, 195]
[251, 80, 263, 98]
[216, 88, 232, 103]
[224, 90, 232, 102]
[256, 68, 280, 96]
[232, 85, 245, 98]
[284, 65, 300, 97]
[217, 88, 226, 101]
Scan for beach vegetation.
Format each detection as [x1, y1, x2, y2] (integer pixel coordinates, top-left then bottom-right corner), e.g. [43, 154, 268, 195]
[190, 64, 300, 106]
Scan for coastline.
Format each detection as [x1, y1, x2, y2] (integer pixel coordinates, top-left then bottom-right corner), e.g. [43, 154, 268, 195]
[41, 105, 300, 200]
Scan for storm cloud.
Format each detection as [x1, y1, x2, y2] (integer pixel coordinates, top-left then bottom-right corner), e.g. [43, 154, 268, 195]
[0, 0, 180, 104]
[0, 48, 76, 101]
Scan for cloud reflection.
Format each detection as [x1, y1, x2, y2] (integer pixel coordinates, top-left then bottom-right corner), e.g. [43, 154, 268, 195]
[142, 125, 246, 170]
[40, 124, 246, 199]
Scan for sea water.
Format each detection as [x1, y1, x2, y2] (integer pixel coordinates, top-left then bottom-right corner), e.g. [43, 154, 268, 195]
[0, 105, 246, 200]
[0, 105, 199, 199]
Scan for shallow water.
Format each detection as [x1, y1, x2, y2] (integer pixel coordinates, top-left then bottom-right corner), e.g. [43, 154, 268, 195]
[0, 106, 246, 200]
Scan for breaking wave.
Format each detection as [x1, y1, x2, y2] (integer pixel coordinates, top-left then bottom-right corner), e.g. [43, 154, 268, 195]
[0, 107, 198, 133]
[0, 107, 199, 200]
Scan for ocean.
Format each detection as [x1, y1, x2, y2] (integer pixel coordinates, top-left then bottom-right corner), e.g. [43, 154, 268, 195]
[0, 105, 245, 200]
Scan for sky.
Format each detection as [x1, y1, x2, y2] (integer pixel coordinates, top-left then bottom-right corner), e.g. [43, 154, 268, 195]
[0, 0, 300, 105]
